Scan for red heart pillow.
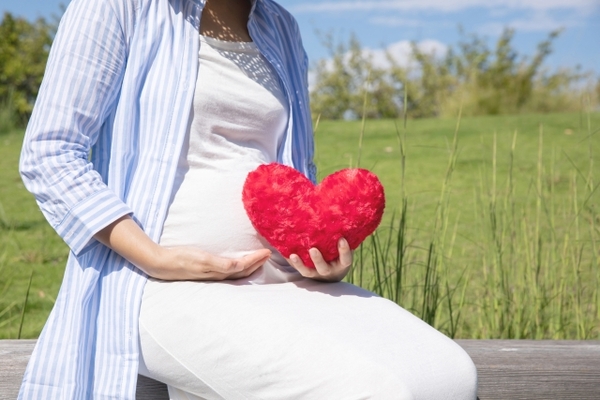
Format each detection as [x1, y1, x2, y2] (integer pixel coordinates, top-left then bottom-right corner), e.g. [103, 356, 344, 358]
[242, 163, 385, 268]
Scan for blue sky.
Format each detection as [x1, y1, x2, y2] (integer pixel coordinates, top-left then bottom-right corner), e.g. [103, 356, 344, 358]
[3, 0, 599, 75]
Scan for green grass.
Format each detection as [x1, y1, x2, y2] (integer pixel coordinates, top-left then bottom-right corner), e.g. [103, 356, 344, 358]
[0, 130, 67, 339]
[317, 111, 600, 339]
[1, 111, 599, 339]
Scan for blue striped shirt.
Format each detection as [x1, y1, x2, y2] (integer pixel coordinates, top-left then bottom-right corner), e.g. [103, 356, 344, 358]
[18, 0, 315, 398]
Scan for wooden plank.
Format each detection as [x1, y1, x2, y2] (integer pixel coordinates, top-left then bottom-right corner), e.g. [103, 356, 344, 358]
[135, 376, 169, 399]
[456, 340, 600, 400]
[0, 340, 168, 400]
[0, 340, 35, 400]
[2, 340, 600, 399]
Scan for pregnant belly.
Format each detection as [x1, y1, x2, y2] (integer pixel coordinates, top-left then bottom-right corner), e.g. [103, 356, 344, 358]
[159, 167, 268, 259]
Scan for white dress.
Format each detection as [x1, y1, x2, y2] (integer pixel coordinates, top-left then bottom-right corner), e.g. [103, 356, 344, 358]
[138, 35, 478, 400]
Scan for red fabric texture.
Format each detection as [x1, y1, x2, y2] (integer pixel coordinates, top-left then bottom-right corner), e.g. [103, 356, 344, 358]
[242, 163, 385, 268]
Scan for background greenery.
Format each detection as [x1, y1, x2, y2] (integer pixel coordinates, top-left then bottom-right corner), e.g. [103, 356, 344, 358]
[0, 12, 54, 132]
[2, 111, 598, 339]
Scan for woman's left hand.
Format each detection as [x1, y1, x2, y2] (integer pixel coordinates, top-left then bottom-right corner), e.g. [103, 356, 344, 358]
[287, 238, 353, 282]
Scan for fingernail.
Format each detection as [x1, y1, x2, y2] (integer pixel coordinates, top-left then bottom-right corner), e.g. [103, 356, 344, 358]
[338, 238, 347, 248]
[290, 254, 299, 262]
[309, 248, 318, 256]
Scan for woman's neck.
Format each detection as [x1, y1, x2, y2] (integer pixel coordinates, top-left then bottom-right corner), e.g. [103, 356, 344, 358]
[200, 0, 253, 42]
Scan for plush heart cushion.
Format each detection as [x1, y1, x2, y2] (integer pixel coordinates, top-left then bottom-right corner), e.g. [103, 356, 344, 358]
[242, 163, 385, 268]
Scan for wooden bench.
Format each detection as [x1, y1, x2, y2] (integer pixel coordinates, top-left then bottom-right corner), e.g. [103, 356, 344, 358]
[2, 340, 599, 399]
[0, 340, 168, 400]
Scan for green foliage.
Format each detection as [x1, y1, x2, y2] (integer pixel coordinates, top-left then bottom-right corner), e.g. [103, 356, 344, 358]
[0, 12, 54, 127]
[0, 98, 17, 134]
[311, 28, 597, 119]
[443, 28, 590, 117]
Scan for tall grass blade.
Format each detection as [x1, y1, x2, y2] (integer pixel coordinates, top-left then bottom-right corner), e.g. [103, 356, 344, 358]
[17, 270, 34, 339]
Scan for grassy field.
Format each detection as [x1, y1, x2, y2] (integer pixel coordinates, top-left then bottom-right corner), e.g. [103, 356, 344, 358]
[1, 111, 599, 339]
[0, 130, 67, 339]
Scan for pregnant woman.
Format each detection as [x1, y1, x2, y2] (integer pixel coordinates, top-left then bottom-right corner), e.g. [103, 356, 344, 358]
[18, 0, 478, 398]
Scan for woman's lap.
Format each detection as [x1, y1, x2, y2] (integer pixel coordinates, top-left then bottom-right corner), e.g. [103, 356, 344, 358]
[138, 272, 477, 400]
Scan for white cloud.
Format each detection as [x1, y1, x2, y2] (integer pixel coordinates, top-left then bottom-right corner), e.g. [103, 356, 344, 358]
[308, 39, 447, 90]
[293, 0, 598, 13]
[373, 39, 447, 68]
[368, 16, 423, 27]
[478, 10, 580, 34]
[327, 39, 447, 69]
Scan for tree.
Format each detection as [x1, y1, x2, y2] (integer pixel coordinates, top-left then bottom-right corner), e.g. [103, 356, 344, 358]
[310, 33, 400, 119]
[310, 28, 593, 119]
[0, 12, 54, 126]
[455, 28, 562, 115]
[386, 43, 456, 118]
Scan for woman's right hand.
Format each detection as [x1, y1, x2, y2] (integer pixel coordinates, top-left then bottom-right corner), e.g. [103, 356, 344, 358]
[154, 246, 271, 281]
[94, 215, 270, 281]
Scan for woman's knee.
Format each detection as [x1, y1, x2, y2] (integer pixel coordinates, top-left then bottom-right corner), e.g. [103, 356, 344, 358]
[355, 338, 477, 399]
[438, 342, 478, 399]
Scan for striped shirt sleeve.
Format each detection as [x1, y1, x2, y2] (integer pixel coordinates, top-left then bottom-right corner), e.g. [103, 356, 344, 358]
[19, 0, 133, 255]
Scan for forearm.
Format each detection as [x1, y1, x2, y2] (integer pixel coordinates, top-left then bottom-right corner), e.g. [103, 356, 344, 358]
[94, 215, 164, 277]
[94, 216, 272, 281]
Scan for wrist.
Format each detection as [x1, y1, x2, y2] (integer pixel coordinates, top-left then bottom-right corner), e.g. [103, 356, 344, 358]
[143, 243, 171, 278]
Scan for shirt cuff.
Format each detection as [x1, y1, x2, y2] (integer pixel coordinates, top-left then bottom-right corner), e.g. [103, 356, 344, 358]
[55, 187, 134, 256]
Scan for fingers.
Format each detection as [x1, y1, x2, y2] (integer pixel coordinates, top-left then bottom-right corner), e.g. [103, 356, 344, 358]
[287, 238, 353, 282]
[206, 253, 245, 274]
[228, 257, 265, 279]
[337, 238, 353, 268]
[185, 248, 269, 281]
[224, 249, 271, 277]
[231, 249, 271, 278]
[288, 250, 332, 281]
[309, 247, 331, 276]
[242, 249, 272, 267]
[288, 253, 314, 278]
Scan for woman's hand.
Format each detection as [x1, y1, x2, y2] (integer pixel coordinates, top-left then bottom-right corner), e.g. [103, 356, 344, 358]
[286, 238, 353, 282]
[94, 215, 270, 281]
[155, 246, 270, 281]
